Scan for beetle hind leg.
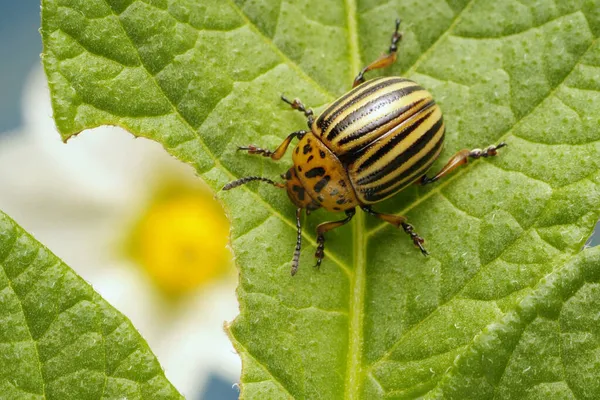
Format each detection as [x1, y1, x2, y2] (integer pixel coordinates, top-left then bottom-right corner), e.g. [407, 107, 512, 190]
[353, 18, 402, 87]
[314, 209, 356, 268]
[420, 142, 507, 185]
[362, 206, 428, 256]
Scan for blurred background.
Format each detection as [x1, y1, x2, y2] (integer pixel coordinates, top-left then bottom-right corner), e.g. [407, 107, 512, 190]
[1, 3, 599, 400]
[0, 3, 240, 399]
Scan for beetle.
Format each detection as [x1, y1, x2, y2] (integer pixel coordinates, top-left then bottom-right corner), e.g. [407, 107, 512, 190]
[223, 19, 505, 275]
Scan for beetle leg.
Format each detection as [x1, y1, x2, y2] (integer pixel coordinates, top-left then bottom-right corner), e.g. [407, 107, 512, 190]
[238, 130, 307, 160]
[314, 208, 356, 269]
[420, 142, 507, 185]
[291, 208, 303, 276]
[222, 176, 285, 191]
[362, 206, 428, 255]
[281, 95, 315, 127]
[353, 18, 402, 87]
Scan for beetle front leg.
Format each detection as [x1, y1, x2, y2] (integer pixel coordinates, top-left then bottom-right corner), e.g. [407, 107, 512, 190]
[238, 130, 307, 161]
[353, 18, 402, 87]
[314, 209, 356, 268]
[420, 142, 506, 185]
[362, 206, 428, 255]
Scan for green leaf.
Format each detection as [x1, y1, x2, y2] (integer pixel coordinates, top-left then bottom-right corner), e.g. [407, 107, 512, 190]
[0, 211, 182, 399]
[39, 0, 600, 398]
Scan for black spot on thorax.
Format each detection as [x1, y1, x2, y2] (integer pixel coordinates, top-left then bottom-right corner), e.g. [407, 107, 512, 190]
[305, 167, 326, 178]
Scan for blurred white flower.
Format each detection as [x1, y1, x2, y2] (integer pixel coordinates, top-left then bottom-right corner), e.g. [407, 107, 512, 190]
[0, 67, 240, 397]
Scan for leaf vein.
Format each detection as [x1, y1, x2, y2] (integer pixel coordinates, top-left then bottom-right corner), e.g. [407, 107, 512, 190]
[404, 0, 477, 76]
[245, 291, 349, 315]
[224, 0, 335, 100]
[230, 336, 295, 399]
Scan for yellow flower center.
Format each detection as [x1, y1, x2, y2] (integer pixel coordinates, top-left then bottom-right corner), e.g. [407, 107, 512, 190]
[130, 189, 231, 296]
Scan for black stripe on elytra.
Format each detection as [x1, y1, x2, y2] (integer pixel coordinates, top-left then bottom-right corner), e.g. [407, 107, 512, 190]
[367, 133, 444, 198]
[362, 171, 414, 203]
[339, 98, 435, 148]
[363, 147, 441, 202]
[305, 167, 326, 178]
[326, 84, 424, 142]
[315, 77, 389, 129]
[355, 104, 437, 174]
[314, 176, 331, 193]
[317, 78, 411, 133]
[357, 113, 444, 186]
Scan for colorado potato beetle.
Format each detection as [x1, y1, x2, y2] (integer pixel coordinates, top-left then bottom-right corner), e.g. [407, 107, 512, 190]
[224, 19, 505, 275]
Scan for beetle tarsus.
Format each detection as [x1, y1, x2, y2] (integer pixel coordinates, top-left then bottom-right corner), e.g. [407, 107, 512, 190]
[389, 18, 402, 54]
[314, 235, 325, 269]
[401, 222, 428, 256]
[420, 142, 507, 186]
[470, 142, 507, 158]
[238, 145, 273, 157]
[313, 209, 356, 268]
[353, 18, 403, 87]
[281, 95, 314, 126]
[362, 206, 428, 256]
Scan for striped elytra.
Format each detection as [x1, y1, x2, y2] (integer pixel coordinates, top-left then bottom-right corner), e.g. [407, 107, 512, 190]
[224, 18, 505, 275]
[312, 76, 445, 204]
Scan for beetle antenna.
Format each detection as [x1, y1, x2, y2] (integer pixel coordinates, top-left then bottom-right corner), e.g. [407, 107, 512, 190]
[222, 176, 285, 191]
[291, 208, 303, 276]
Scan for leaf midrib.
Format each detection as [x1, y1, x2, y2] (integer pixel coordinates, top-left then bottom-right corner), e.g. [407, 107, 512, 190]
[343, 0, 366, 398]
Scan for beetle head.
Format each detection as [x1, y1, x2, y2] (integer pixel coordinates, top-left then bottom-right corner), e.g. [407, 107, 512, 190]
[282, 167, 320, 212]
